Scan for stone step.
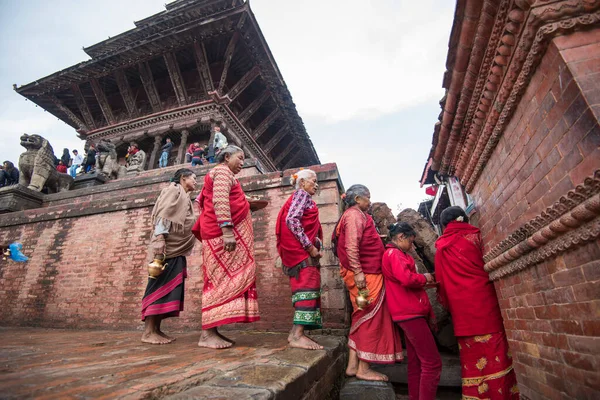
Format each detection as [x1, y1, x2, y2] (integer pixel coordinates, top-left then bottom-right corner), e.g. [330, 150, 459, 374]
[373, 351, 461, 387]
[340, 378, 396, 400]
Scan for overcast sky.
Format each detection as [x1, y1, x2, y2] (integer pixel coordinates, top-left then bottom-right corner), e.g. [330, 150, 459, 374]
[0, 0, 454, 211]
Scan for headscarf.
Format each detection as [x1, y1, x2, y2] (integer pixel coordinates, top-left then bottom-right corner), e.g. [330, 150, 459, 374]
[61, 148, 70, 165]
[150, 182, 193, 233]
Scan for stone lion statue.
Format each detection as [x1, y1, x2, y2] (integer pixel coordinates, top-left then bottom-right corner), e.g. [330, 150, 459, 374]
[96, 139, 126, 180]
[19, 134, 73, 193]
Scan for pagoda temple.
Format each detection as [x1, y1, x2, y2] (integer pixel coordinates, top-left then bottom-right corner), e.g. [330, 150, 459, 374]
[14, 0, 319, 172]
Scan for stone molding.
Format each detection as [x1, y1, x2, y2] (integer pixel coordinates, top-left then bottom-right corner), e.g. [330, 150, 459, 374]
[484, 170, 600, 280]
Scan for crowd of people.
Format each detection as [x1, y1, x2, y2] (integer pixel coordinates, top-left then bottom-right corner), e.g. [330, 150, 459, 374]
[0, 161, 20, 188]
[141, 155, 519, 399]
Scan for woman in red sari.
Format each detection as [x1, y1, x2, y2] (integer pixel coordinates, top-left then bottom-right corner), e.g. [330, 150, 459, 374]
[194, 145, 259, 349]
[335, 184, 403, 381]
[276, 169, 324, 350]
[435, 206, 519, 399]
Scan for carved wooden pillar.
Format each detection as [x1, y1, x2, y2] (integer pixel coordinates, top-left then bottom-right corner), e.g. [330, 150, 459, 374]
[177, 129, 190, 164]
[148, 136, 163, 170]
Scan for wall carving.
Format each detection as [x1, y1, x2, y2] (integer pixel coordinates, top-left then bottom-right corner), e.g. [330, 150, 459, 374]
[484, 170, 600, 280]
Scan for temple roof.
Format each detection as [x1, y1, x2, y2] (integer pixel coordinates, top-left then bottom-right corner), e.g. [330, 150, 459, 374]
[15, 0, 319, 169]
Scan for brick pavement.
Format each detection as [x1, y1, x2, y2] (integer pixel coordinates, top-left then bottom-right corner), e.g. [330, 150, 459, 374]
[0, 327, 346, 399]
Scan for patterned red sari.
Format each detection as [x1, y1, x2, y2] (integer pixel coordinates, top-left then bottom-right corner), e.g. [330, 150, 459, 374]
[436, 222, 518, 399]
[193, 164, 259, 329]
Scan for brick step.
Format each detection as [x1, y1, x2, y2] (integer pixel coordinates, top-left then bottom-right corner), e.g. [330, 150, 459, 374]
[373, 351, 461, 387]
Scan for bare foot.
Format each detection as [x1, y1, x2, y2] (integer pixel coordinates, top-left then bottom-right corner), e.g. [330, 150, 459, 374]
[141, 332, 172, 345]
[288, 334, 324, 350]
[157, 329, 176, 342]
[198, 332, 233, 349]
[217, 332, 235, 344]
[346, 349, 359, 376]
[356, 369, 388, 381]
[346, 366, 358, 377]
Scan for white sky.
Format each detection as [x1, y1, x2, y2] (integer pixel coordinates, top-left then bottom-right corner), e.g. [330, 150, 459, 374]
[0, 0, 454, 210]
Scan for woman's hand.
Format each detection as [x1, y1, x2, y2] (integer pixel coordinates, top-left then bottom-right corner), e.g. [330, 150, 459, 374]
[151, 235, 167, 257]
[424, 273, 434, 284]
[308, 245, 322, 259]
[222, 227, 236, 252]
[354, 271, 367, 290]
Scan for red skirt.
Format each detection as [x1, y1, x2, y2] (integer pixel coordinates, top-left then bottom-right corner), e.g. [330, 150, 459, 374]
[289, 265, 322, 328]
[458, 331, 519, 399]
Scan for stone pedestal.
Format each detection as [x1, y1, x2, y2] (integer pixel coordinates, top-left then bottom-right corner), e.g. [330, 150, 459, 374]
[72, 173, 107, 190]
[339, 379, 396, 400]
[0, 185, 44, 214]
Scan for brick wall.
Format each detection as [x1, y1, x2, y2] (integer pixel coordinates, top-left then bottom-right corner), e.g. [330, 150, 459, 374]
[0, 162, 350, 333]
[472, 30, 600, 399]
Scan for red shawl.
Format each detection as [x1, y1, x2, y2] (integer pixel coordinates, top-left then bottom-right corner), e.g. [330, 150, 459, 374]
[337, 207, 384, 274]
[435, 221, 504, 336]
[276, 193, 323, 267]
[192, 170, 249, 241]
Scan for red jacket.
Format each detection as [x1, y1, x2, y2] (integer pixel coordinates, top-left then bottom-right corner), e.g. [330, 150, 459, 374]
[381, 243, 432, 322]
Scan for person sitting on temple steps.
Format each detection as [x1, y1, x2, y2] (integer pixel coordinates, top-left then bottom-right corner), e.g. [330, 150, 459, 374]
[0, 161, 19, 187]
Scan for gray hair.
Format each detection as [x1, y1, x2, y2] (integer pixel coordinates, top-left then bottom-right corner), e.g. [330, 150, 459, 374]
[216, 145, 244, 163]
[344, 184, 370, 207]
[290, 169, 317, 189]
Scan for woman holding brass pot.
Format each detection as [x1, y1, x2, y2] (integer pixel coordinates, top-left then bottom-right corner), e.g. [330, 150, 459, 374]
[334, 184, 403, 381]
[141, 168, 197, 345]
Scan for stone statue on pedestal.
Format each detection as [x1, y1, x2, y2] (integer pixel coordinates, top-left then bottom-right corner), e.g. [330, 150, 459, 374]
[18, 134, 73, 193]
[96, 139, 126, 180]
[125, 142, 146, 175]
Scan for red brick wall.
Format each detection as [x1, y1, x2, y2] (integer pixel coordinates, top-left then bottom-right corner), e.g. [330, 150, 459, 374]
[472, 30, 600, 399]
[0, 162, 350, 333]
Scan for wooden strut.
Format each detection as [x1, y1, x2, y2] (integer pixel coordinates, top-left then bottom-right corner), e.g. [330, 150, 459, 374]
[218, 32, 240, 94]
[283, 150, 302, 170]
[89, 78, 115, 125]
[238, 89, 270, 123]
[227, 66, 260, 102]
[193, 41, 214, 94]
[253, 108, 281, 140]
[163, 52, 188, 107]
[47, 95, 87, 131]
[263, 123, 288, 155]
[138, 61, 162, 113]
[274, 140, 295, 166]
[114, 69, 139, 118]
[70, 84, 96, 130]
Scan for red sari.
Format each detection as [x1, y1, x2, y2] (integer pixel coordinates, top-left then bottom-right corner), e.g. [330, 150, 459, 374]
[336, 206, 403, 363]
[436, 221, 519, 399]
[193, 164, 259, 329]
[276, 190, 323, 328]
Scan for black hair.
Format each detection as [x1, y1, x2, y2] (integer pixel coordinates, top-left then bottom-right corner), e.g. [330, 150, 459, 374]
[440, 206, 469, 228]
[388, 221, 417, 239]
[343, 184, 370, 207]
[171, 168, 194, 184]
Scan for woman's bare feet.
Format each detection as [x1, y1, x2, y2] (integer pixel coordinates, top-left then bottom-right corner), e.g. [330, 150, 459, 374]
[141, 331, 172, 345]
[356, 360, 388, 381]
[198, 329, 233, 349]
[346, 349, 359, 376]
[288, 334, 323, 350]
[217, 331, 235, 344]
[157, 329, 176, 341]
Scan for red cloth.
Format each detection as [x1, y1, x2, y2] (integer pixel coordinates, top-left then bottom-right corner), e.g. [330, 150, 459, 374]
[398, 318, 442, 400]
[458, 332, 519, 399]
[382, 243, 433, 322]
[276, 193, 323, 267]
[128, 148, 139, 156]
[187, 143, 200, 154]
[56, 165, 67, 173]
[336, 207, 384, 274]
[435, 222, 504, 336]
[192, 169, 249, 241]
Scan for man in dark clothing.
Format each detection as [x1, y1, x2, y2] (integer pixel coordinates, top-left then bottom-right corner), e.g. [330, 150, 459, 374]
[0, 161, 19, 187]
[83, 144, 97, 173]
[159, 138, 173, 168]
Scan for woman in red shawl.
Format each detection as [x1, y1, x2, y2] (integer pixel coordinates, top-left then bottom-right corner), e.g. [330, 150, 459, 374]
[276, 168, 324, 350]
[335, 184, 403, 381]
[435, 206, 519, 399]
[193, 145, 260, 349]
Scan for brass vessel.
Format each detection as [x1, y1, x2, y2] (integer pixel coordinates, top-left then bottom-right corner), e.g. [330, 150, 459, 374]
[148, 254, 168, 279]
[356, 289, 370, 310]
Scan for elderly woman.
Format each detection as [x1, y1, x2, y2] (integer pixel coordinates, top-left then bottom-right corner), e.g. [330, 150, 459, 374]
[276, 169, 323, 350]
[383, 222, 441, 400]
[141, 168, 198, 345]
[194, 145, 260, 349]
[334, 184, 403, 381]
[435, 206, 519, 399]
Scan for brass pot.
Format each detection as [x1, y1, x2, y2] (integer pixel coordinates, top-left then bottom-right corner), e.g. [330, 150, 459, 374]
[148, 254, 168, 279]
[356, 289, 370, 310]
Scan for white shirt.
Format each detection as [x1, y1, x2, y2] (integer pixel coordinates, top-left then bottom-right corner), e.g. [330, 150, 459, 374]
[72, 154, 83, 165]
